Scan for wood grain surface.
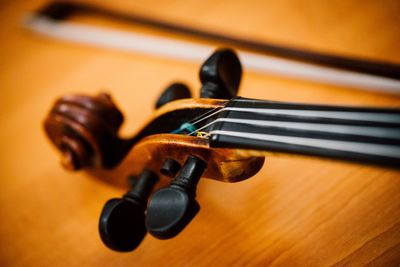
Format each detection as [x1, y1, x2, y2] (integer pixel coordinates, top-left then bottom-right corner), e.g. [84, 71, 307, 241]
[1, 0, 400, 266]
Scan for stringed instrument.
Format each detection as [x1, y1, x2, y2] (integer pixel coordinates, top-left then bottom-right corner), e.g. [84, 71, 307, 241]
[44, 48, 400, 252]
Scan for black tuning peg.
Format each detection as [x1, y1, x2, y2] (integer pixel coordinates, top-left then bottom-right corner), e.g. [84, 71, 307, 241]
[146, 155, 207, 239]
[155, 82, 191, 109]
[199, 48, 242, 99]
[99, 169, 158, 252]
[160, 158, 181, 178]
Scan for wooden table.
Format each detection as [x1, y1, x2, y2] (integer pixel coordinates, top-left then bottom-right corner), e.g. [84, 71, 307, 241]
[1, 0, 399, 265]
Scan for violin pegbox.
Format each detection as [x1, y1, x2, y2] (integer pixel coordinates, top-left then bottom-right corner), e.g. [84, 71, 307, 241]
[44, 93, 124, 170]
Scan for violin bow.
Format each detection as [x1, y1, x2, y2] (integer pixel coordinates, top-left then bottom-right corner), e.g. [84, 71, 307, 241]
[24, 1, 400, 93]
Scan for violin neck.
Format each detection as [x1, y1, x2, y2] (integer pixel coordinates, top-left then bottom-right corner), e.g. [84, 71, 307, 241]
[209, 97, 400, 167]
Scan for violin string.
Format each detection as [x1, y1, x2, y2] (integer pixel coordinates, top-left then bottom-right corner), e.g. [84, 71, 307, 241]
[194, 104, 400, 130]
[177, 99, 245, 135]
[187, 106, 221, 124]
[209, 130, 400, 159]
[173, 102, 231, 135]
[185, 98, 242, 127]
[228, 98, 400, 123]
[187, 119, 217, 136]
[222, 107, 400, 123]
[178, 98, 400, 138]
[187, 118, 400, 141]
[185, 109, 400, 140]
[188, 107, 223, 128]
[183, 99, 241, 135]
[171, 107, 221, 134]
[205, 117, 400, 139]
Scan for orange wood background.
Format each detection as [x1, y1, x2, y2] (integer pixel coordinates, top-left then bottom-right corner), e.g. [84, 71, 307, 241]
[1, 0, 400, 266]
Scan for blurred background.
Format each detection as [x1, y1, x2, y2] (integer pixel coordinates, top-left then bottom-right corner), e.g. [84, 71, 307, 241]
[1, 0, 400, 266]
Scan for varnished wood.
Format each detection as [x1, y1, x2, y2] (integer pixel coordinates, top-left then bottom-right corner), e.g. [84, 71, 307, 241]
[88, 133, 264, 187]
[1, 0, 400, 266]
[44, 93, 124, 169]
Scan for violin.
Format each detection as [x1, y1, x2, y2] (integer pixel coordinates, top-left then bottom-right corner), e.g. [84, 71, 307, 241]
[44, 48, 400, 252]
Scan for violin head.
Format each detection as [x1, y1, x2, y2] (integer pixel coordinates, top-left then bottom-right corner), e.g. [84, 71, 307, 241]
[43, 48, 265, 183]
[43, 48, 267, 251]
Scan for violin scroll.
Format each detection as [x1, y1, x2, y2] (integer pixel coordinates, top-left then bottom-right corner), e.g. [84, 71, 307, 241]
[44, 93, 124, 170]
